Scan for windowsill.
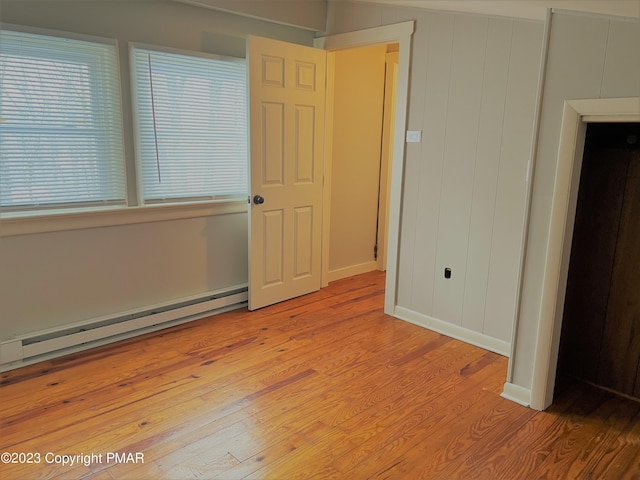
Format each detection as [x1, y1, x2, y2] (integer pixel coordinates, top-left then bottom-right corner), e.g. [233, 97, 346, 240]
[0, 199, 248, 237]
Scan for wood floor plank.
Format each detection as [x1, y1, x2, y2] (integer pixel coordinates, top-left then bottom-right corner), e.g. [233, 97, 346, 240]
[239, 343, 489, 479]
[560, 396, 640, 479]
[442, 380, 582, 479]
[2, 283, 385, 447]
[1, 271, 638, 480]
[301, 352, 508, 479]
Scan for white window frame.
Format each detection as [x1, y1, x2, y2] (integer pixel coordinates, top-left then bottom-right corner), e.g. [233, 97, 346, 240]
[0, 23, 127, 216]
[129, 42, 248, 206]
[0, 27, 249, 237]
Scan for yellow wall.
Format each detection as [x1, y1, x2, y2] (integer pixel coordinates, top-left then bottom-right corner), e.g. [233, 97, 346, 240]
[328, 44, 387, 277]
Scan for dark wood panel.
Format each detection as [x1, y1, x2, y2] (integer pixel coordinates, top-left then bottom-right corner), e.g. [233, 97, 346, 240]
[599, 149, 640, 395]
[1, 272, 639, 479]
[636, 351, 640, 399]
[559, 147, 628, 381]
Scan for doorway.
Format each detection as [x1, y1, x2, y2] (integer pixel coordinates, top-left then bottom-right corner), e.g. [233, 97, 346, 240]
[523, 97, 640, 411]
[314, 21, 414, 316]
[557, 122, 640, 401]
[247, 22, 414, 312]
[325, 43, 399, 283]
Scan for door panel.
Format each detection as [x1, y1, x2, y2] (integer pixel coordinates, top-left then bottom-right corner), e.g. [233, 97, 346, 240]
[248, 36, 326, 310]
[295, 105, 315, 183]
[262, 103, 285, 185]
[262, 209, 284, 287]
[294, 206, 314, 279]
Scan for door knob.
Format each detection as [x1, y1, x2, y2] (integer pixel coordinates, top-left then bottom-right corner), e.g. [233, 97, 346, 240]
[253, 195, 265, 205]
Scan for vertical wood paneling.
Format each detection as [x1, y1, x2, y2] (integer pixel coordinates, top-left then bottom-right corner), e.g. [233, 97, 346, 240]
[408, 12, 454, 314]
[324, 2, 544, 348]
[560, 144, 629, 385]
[601, 19, 640, 98]
[397, 11, 442, 313]
[636, 355, 640, 398]
[461, 18, 513, 333]
[484, 20, 544, 342]
[598, 149, 640, 394]
[432, 15, 488, 324]
[511, 13, 610, 387]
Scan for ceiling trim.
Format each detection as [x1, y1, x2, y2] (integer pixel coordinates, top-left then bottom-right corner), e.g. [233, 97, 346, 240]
[331, 0, 640, 20]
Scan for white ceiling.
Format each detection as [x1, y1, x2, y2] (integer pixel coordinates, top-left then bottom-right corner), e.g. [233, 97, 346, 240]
[340, 0, 640, 20]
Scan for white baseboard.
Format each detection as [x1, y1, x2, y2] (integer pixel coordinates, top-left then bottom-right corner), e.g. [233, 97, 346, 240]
[328, 261, 378, 283]
[393, 306, 510, 357]
[501, 382, 532, 408]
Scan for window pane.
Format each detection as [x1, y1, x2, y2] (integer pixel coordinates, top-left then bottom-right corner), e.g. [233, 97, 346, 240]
[132, 47, 247, 203]
[0, 29, 126, 212]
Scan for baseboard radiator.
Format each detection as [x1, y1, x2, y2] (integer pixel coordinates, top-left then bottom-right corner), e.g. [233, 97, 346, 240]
[0, 284, 248, 372]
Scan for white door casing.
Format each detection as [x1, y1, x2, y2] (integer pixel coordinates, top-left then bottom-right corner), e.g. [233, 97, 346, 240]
[315, 21, 415, 315]
[247, 35, 326, 310]
[526, 97, 640, 410]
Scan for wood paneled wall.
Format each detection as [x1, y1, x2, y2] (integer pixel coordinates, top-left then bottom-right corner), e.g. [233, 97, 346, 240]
[325, 2, 544, 348]
[512, 12, 640, 392]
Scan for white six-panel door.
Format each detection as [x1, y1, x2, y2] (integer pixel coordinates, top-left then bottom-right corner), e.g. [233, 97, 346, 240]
[247, 36, 326, 310]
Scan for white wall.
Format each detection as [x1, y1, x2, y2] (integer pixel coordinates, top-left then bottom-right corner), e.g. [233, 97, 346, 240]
[325, 1, 544, 352]
[0, 1, 315, 340]
[0, 215, 248, 336]
[177, 0, 327, 31]
[512, 11, 640, 392]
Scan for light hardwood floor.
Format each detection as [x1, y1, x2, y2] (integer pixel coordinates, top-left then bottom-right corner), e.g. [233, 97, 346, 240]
[1, 271, 639, 479]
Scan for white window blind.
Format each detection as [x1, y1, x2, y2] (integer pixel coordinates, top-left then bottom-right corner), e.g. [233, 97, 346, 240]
[0, 28, 126, 213]
[131, 46, 248, 204]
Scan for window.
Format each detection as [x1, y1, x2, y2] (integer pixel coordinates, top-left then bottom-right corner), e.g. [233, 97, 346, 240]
[131, 45, 248, 204]
[0, 27, 125, 213]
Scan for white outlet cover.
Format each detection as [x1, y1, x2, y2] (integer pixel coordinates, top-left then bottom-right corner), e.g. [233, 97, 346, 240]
[406, 130, 422, 143]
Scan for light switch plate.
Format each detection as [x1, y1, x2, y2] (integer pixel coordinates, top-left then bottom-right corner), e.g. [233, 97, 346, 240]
[406, 130, 422, 143]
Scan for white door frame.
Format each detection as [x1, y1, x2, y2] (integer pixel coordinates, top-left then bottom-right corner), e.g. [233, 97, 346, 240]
[527, 97, 640, 410]
[314, 21, 415, 316]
